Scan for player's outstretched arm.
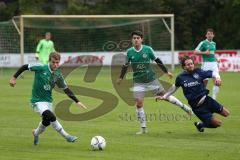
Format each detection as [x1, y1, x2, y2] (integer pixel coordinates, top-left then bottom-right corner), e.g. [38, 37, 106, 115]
[117, 63, 129, 84]
[63, 88, 87, 109]
[155, 84, 178, 101]
[9, 64, 29, 87]
[212, 71, 221, 86]
[193, 49, 210, 55]
[154, 58, 173, 79]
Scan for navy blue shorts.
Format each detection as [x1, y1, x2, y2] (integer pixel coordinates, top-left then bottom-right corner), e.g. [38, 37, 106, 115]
[192, 96, 223, 125]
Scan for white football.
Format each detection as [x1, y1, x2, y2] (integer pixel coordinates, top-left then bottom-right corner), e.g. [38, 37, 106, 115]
[90, 136, 106, 150]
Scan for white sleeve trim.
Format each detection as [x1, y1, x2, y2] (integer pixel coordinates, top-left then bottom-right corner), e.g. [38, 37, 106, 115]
[195, 41, 204, 51]
[28, 64, 31, 70]
[59, 86, 68, 90]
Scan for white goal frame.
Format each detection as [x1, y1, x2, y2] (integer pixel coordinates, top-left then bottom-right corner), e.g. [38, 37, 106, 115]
[13, 14, 175, 70]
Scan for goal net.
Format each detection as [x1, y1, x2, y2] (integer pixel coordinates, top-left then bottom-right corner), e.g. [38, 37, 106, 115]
[1, 15, 175, 69]
[0, 20, 20, 53]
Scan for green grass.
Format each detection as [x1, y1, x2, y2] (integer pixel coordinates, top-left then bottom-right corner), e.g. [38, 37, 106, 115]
[0, 66, 239, 160]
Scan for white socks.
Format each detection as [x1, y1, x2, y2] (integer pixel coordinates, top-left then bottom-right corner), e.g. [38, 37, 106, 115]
[166, 95, 185, 108]
[136, 107, 146, 128]
[212, 85, 219, 100]
[166, 95, 192, 114]
[51, 120, 69, 138]
[34, 120, 70, 139]
[34, 122, 46, 136]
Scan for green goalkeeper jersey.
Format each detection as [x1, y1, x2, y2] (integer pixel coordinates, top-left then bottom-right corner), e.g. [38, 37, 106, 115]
[195, 39, 216, 62]
[126, 45, 156, 83]
[36, 39, 55, 64]
[28, 63, 67, 103]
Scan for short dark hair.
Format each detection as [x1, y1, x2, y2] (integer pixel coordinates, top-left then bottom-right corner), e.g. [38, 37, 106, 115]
[206, 28, 214, 33]
[131, 30, 143, 38]
[45, 32, 51, 36]
[179, 56, 194, 68]
[49, 51, 60, 61]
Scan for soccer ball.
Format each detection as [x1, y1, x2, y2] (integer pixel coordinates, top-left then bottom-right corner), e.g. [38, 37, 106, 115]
[90, 136, 106, 150]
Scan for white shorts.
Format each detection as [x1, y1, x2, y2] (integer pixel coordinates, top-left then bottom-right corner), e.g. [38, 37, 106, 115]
[201, 62, 219, 72]
[133, 79, 165, 100]
[201, 62, 220, 79]
[31, 102, 53, 115]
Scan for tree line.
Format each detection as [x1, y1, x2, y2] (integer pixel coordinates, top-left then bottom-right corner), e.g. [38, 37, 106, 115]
[0, 0, 240, 50]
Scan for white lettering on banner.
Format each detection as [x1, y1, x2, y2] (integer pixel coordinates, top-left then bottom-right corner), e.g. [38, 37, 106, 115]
[0, 51, 239, 72]
[63, 55, 105, 65]
[217, 52, 240, 72]
[0, 55, 11, 65]
[27, 55, 38, 64]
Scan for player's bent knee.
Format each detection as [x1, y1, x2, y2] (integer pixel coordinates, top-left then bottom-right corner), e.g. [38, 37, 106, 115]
[211, 119, 222, 127]
[42, 110, 56, 123]
[136, 103, 143, 108]
[42, 119, 50, 126]
[222, 107, 230, 117]
[135, 99, 143, 107]
[223, 111, 230, 117]
[216, 121, 222, 127]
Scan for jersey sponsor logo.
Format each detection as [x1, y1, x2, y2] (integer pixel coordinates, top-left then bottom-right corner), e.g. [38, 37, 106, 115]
[136, 64, 145, 70]
[44, 84, 51, 91]
[183, 81, 200, 87]
[142, 53, 147, 58]
[131, 56, 135, 59]
[193, 73, 200, 79]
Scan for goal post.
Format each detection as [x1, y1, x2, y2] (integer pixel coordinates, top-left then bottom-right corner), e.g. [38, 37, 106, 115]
[12, 14, 175, 70]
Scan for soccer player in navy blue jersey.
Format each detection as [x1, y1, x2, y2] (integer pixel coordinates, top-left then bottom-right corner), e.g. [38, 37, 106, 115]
[156, 56, 230, 132]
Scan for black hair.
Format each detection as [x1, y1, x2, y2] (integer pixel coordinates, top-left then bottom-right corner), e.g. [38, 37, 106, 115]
[45, 32, 51, 35]
[206, 28, 214, 33]
[131, 30, 143, 38]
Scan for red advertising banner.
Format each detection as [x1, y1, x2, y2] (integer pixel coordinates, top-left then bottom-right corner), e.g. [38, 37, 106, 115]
[178, 50, 240, 72]
[178, 51, 202, 64]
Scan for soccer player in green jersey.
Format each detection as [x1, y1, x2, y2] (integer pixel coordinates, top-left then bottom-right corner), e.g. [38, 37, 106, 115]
[10, 52, 87, 145]
[117, 31, 193, 134]
[36, 32, 55, 64]
[194, 28, 220, 100]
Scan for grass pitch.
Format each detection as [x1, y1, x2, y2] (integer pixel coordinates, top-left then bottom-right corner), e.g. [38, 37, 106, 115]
[0, 66, 239, 160]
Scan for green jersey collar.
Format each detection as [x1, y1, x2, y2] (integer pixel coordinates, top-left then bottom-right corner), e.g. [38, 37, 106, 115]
[48, 64, 53, 73]
[133, 45, 143, 52]
[206, 39, 214, 43]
